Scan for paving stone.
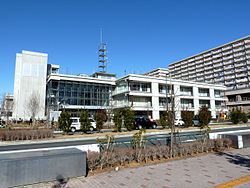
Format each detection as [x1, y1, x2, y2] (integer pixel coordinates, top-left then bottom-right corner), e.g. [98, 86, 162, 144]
[18, 147, 250, 188]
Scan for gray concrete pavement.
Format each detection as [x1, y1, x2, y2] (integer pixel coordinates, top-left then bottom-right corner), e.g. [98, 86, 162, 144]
[19, 147, 250, 188]
[78, 148, 250, 188]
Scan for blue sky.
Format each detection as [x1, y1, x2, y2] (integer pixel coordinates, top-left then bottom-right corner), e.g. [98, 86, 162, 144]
[0, 0, 250, 94]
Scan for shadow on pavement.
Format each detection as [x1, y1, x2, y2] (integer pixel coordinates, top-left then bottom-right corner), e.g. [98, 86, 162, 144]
[215, 151, 250, 170]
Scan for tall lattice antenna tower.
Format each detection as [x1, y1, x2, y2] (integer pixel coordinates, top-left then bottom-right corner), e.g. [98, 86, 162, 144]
[98, 29, 107, 73]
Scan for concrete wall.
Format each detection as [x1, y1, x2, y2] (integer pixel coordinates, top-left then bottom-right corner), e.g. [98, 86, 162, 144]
[0, 148, 87, 187]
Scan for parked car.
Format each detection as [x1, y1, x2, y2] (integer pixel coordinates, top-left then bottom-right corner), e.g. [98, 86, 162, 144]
[134, 117, 157, 129]
[174, 119, 185, 126]
[70, 117, 96, 132]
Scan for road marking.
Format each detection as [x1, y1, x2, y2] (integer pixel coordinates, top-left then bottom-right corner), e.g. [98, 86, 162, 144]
[0, 144, 100, 154]
[214, 174, 250, 188]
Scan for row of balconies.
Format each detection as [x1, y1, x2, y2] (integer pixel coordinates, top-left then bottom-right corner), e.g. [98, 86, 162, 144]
[196, 68, 204, 72]
[214, 63, 223, 68]
[197, 77, 204, 81]
[212, 49, 222, 54]
[233, 42, 244, 47]
[213, 54, 222, 59]
[205, 70, 213, 75]
[224, 65, 234, 70]
[207, 80, 214, 84]
[204, 66, 213, 70]
[245, 39, 250, 44]
[204, 61, 213, 66]
[223, 55, 234, 61]
[225, 80, 235, 85]
[214, 77, 224, 82]
[222, 50, 233, 56]
[234, 57, 246, 62]
[223, 59, 233, 65]
[196, 63, 203, 68]
[225, 75, 235, 80]
[237, 84, 248, 89]
[172, 56, 248, 71]
[235, 73, 248, 78]
[189, 74, 196, 78]
[235, 62, 246, 67]
[236, 77, 248, 83]
[235, 67, 247, 73]
[205, 75, 213, 79]
[234, 52, 245, 57]
[222, 46, 232, 51]
[215, 58, 224, 63]
[204, 57, 212, 61]
[169, 39, 250, 70]
[233, 47, 245, 53]
[180, 63, 249, 77]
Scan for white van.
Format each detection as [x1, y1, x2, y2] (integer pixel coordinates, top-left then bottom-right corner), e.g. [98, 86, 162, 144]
[70, 117, 96, 132]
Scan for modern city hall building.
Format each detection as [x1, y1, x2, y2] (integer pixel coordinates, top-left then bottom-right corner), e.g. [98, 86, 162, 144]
[12, 50, 227, 121]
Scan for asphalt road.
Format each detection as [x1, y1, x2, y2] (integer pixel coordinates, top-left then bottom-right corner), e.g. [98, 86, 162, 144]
[0, 126, 249, 152]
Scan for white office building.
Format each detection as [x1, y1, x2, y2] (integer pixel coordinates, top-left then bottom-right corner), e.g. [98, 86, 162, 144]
[13, 50, 48, 120]
[112, 74, 227, 120]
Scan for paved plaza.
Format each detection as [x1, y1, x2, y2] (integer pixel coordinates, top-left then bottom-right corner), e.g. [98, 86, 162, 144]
[20, 147, 250, 188]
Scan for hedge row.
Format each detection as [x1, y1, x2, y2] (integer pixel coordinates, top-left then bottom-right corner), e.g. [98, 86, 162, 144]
[87, 138, 232, 172]
[0, 129, 54, 141]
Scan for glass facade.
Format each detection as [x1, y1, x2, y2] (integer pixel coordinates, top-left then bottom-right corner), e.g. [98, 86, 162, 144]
[47, 80, 114, 111]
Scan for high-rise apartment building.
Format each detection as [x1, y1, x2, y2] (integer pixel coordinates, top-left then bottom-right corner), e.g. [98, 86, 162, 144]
[168, 35, 250, 111]
[13, 50, 48, 120]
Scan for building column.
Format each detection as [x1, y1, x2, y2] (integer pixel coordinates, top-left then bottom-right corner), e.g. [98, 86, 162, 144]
[210, 99, 216, 119]
[209, 88, 216, 118]
[193, 86, 199, 115]
[173, 84, 181, 119]
[151, 82, 160, 120]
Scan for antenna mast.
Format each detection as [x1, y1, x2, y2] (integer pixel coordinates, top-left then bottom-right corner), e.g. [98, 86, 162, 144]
[98, 28, 107, 73]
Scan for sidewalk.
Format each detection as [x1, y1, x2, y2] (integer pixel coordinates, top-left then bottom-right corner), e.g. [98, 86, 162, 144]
[21, 147, 250, 188]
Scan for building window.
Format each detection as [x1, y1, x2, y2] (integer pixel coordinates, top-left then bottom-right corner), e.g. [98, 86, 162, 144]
[199, 100, 210, 108]
[180, 86, 193, 96]
[198, 88, 209, 97]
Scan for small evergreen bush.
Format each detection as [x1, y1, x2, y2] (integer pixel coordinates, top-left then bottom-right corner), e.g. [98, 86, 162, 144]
[58, 111, 72, 133]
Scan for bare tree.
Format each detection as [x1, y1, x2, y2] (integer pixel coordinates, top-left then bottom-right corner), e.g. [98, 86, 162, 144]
[26, 92, 41, 125]
[166, 77, 180, 158]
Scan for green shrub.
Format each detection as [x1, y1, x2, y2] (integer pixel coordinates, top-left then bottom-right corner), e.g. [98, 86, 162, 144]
[230, 108, 241, 124]
[58, 111, 72, 133]
[241, 112, 248, 123]
[198, 106, 211, 128]
[80, 110, 91, 132]
[96, 110, 107, 131]
[113, 108, 134, 131]
[181, 110, 194, 127]
[160, 114, 167, 129]
[123, 108, 135, 131]
[113, 109, 123, 132]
